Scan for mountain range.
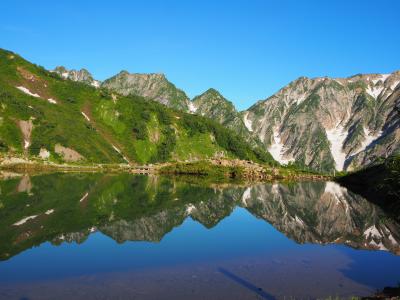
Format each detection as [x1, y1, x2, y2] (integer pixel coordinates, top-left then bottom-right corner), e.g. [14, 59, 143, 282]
[53, 62, 400, 172]
[0, 48, 399, 172]
[0, 48, 272, 166]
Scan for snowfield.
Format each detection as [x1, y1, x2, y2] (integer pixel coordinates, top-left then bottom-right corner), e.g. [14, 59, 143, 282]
[325, 125, 348, 171]
[16, 86, 40, 97]
[243, 112, 253, 132]
[268, 127, 294, 165]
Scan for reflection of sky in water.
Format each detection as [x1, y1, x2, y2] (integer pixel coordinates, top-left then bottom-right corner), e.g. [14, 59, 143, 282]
[1, 173, 400, 299]
[1, 207, 400, 297]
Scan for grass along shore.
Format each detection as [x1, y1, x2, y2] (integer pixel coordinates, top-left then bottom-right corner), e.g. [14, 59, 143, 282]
[0, 155, 330, 181]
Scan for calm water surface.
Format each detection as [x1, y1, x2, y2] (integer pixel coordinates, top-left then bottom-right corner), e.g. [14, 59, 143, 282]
[0, 173, 399, 299]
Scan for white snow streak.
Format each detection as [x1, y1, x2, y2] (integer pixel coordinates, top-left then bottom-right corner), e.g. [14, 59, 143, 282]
[112, 144, 121, 153]
[24, 139, 30, 149]
[16, 86, 40, 98]
[325, 125, 347, 171]
[81, 112, 90, 122]
[45, 209, 54, 215]
[243, 112, 253, 132]
[79, 192, 89, 202]
[391, 80, 399, 91]
[295, 94, 307, 105]
[352, 128, 381, 156]
[47, 98, 57, 104]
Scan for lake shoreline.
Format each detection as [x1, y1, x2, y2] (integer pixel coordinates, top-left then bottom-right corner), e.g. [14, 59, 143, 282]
[0, 157, 331, 182]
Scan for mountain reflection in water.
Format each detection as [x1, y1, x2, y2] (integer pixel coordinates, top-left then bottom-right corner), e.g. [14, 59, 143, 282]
[0, 173, 399, 299]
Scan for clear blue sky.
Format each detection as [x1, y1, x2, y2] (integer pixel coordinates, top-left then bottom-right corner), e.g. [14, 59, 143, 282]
[1, 0, 399, 110]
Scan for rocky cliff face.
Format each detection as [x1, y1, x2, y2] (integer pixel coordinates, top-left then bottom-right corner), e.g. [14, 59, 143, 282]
[53, 66, 100, 87]
[244, 72, 400, 171]
[101, 71, 190, 111]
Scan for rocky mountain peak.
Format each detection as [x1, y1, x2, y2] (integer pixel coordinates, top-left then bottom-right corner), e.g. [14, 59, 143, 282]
[53, 66, 100, 88]
[101, 71, 189, 111]
[244, 71, 400, 172]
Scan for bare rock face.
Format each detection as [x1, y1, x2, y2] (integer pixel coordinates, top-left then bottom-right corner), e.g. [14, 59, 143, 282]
[53, 66, 100, 88]
[101, 71, 190, 112]
[244, 71, 400, 171]
[54, 144, 84, 162]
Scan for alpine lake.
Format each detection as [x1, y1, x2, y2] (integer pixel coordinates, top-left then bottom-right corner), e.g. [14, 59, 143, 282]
[0, 172, 399, 299]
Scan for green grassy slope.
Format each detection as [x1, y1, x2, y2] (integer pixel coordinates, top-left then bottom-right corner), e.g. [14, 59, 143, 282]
[0, 48, 274, 165]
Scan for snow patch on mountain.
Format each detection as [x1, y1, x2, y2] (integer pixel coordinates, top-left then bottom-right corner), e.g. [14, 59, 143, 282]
[391, 80, 399, 91]
[47, 98, 57, 104]
[268, 127, 293, 165]
[372, 74, 390, 85]
[366, 85, 384, 99]
[352, 128, 382, 156]
[295, 94, 307, 105]
[188, 101, 197, 113]
[81, 112, 90, 122]
[91, 80, 101, 88]
[243, 112, 253, 132]
[16, 86, 40, 98]
[325, 125, 348, 171]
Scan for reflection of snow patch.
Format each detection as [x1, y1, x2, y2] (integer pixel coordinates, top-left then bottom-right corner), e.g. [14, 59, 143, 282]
[81, 112, 90, 122]
[294, 215, 305, 226]
[16, 86, 40, 97]
[364, 225, 382, 239]
[13, 215, 38, 226]
[325, 125, 347, 171]
[324, 182, 349, 211]
[268, 127, 294, 165]
[243, 112, 253, 132]
[45, 209, 54, 215]
[242, 187, 251, 205]
[271, 184, 279, 195]
[186, 204, 196, 214]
